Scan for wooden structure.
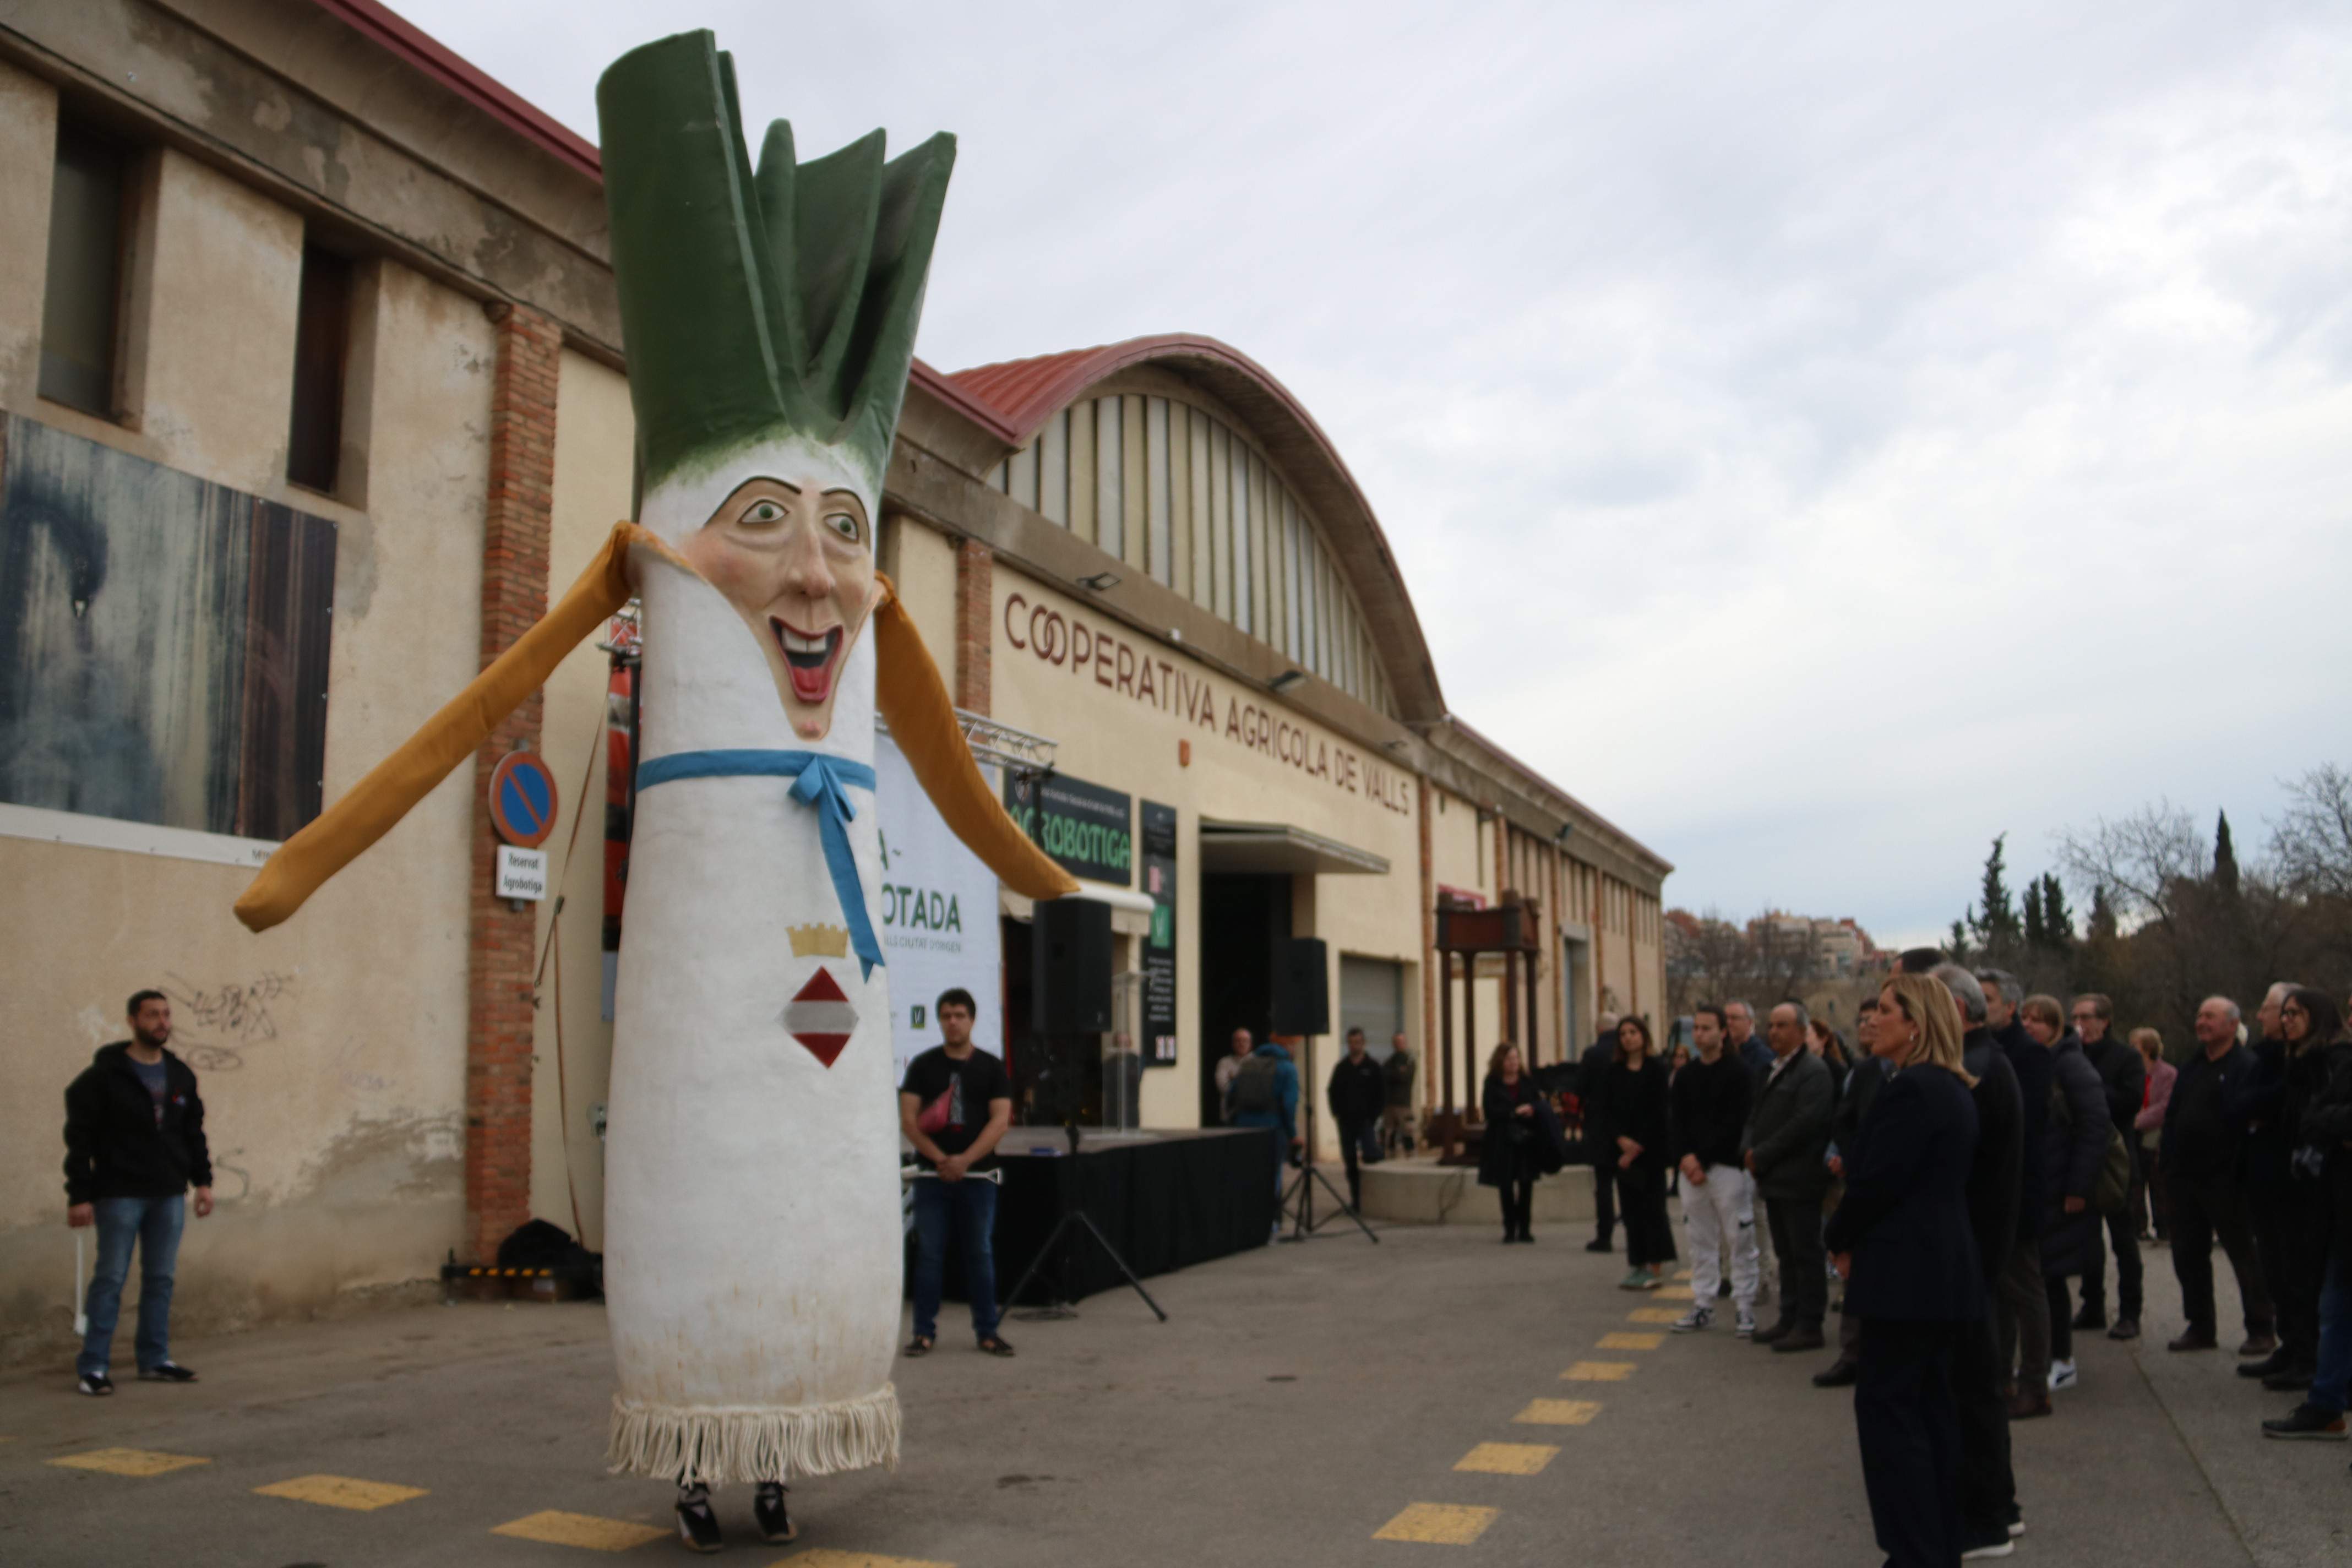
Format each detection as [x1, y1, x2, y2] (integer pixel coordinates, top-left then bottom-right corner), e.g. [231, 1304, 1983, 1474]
[1427, 892, 1543, 1164]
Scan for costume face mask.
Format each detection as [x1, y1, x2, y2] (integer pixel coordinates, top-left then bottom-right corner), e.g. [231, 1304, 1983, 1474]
[683, 476, 880, 740]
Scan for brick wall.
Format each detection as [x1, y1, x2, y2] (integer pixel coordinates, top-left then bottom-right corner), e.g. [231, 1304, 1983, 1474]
[464, 301, 559, 1261]
[952, 537, 993, 715]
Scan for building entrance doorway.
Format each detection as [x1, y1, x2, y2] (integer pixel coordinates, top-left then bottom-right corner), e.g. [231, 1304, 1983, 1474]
[1197, 873, 1289, 1124]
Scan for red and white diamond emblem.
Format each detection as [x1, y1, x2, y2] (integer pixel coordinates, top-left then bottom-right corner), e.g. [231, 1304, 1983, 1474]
[784, 966, 858, 1068]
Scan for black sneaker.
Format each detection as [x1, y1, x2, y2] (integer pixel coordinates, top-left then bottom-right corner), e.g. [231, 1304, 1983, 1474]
[138, 1362, 197, 1383]
[2107, 1316, 2140, 1341]
[2261, 1404, 2348, 1441]
[1584, 1238, 1613, 1254]
[674, 1487, 722, 1553]
[754, 1483, 796, 1544]
[2264, 1363, 2318, 1393]
[2071, 1304, 2106, 1332]
[77, 1371, 113, 1397]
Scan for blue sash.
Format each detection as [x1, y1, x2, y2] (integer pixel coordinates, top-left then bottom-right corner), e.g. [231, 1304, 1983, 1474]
[634, 748, 883, 978]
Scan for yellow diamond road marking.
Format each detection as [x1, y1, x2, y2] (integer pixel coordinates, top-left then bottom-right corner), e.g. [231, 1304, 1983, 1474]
[1627, 1307, 1684, 1323]
[1513, 1398, 1602, 1426]
[491, 1511, 669, 1551]
[783, 1554, 958, 1568]
[1674, 1268, 1694, 1280]
[1374, 1502, 1499, 1545]
[1564, 1361, 1637, 1381]
[255, 1474, 428, 1511]
[1598, 1331, 1663, 1350]
[1455, 1441, 1558, 1476]
[48, 1447, 211, 1477]
[1653, 1286, 1695, 1300]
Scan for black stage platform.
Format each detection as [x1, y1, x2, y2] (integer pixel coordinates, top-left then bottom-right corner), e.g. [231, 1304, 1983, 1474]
[911, 1125, 1278, 1310]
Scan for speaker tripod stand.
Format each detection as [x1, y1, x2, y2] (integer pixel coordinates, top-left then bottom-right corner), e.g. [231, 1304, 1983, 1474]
[1004, 1123, 1169, 1322]
[1277, 1033, 1379, 1245]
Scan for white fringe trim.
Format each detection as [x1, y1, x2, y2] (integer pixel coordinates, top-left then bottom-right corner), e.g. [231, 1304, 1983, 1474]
[606, 1383, 901, 1485]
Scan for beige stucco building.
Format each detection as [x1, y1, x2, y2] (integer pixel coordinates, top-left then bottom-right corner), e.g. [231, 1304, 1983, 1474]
[0, 0, 1668, 1363]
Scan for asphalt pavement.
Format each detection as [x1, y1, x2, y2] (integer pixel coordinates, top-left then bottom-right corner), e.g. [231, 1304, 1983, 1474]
[2, 1200, 2345, 1566]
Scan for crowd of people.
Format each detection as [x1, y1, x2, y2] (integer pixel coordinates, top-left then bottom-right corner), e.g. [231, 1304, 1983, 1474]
[1486, 966, 2352, 1564]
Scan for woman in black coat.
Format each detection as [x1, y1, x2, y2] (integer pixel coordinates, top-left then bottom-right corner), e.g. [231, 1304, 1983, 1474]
[1478, 1043, 1564, 1243]
[1826, 972, 1985, 1568]
[1593, 1016, 1675, 1289]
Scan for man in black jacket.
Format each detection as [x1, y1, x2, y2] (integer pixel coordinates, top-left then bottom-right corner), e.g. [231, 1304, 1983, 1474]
[1744, 1001, 1835, 1352]
[64, 989, 214, 1396]
[1580, 1015, 1621, 1252]
[1669, 1005, 1758, 1336]
[1937, 965, 2028, 1554]
[2071, 993, 2147, 1338]
[2232, 983, 2300, 1381]
[2162, 996, 2277, 1355]
[1980, 967, 2056, 1418]
[1327, 1028, 1387, 1211]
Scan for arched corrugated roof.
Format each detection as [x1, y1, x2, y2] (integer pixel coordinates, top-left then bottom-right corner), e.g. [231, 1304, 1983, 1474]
[944, 334, 1446, 725]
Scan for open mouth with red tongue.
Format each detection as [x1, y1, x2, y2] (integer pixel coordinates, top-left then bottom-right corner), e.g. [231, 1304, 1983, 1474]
[770, 618, 843, 705]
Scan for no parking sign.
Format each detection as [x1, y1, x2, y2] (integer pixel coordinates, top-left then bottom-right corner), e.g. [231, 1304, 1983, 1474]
[488, 751, 559, 848]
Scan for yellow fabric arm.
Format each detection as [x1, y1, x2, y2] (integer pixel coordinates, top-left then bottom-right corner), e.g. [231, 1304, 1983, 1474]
[234, 522, 678, 933]
[873, 577, 1079, 902]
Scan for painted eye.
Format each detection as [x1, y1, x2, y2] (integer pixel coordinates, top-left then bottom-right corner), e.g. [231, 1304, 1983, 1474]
[825, 512, 862, 543]
[742, 500, 785, 526]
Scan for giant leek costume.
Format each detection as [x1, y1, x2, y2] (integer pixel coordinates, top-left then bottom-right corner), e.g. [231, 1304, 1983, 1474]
[235, 31, 1075, 1485]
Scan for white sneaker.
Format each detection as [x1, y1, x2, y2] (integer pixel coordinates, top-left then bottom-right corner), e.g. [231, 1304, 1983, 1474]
[2048, 1358, 2078, 1392]
[1961, 1539, 2016, 1559]
[1672, 1305, 1712, 1333]
[1735, 1308, 1756, 1339]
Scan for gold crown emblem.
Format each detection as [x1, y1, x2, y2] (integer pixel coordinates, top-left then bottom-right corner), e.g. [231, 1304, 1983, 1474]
[788, 923, 851, 959]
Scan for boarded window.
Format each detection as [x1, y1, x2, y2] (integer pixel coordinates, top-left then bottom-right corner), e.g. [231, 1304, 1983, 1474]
[286, 245, 353, 494]
[0, 413, 337, 841]
[39, 124, 128, 418]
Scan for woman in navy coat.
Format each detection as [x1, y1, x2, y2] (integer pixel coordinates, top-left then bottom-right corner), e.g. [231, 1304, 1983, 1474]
[1825, 972, 1986, 1568]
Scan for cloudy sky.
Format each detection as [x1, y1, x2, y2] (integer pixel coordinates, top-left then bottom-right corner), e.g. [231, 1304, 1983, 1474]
[397, 0, 2352, 946]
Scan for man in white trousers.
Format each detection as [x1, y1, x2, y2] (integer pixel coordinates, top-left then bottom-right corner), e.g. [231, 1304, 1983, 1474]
[1670, 1005, 1761, 1336]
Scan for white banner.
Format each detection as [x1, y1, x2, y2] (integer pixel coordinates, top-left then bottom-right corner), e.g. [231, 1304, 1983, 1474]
[874, 736, 1004, 1085]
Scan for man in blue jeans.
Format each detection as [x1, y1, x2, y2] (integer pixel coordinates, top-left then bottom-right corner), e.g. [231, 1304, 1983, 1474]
[899, 989, 1015, 1357]
[63, 988, 214, 1395]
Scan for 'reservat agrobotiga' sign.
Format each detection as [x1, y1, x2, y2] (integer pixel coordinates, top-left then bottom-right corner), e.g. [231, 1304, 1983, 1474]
[1000, 587, 1412, 816]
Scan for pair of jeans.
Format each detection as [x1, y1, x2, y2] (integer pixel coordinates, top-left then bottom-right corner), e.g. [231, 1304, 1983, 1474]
[79, 1194, 185, 1378]
[2168, 1169, 2274, 1338]
[1855, 1319, 1966, 1567]
[1336, 1119, 1380, 1209]
[910, 1175, 1000, 1343]
[1680, 1164, 1760, 1310]
[1995, 1235, 2050, 1393]
[1762, 1191, 1826, 1329]
[1952, 1309, 2016, 1545]
[1614, 1163, 1676, 1269]
[1498, 1174, 1534, 1237]
[2308, 1238, 2352, 1414]
[2081, 1201, 2143, 1319]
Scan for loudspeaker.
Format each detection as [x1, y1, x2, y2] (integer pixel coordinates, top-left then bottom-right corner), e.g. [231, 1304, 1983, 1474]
[1032, 897, 1113, 1033]
[1271, 936, 1330, 1036]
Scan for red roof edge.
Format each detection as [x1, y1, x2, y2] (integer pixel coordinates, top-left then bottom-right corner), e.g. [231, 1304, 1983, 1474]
[908, 358, 1022, 447]
[306, 0, 602, 181]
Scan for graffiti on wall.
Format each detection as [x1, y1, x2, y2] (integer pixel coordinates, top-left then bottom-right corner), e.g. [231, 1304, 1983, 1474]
[0, 414, 337, 842]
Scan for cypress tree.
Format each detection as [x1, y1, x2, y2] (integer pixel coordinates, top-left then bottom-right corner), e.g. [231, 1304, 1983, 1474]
[2040, 872, 2075, 946]
[1972, 835, 2020, 946]
[2023, 879, 2046, 949]
[2214, 809, 2240, 899]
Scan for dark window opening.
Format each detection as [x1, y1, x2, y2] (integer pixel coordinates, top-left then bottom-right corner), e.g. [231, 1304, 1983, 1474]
[39, 123, 128, 418]
[286, 244, 353, 494]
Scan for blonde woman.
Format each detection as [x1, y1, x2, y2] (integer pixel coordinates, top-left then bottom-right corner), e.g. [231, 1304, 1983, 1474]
[1824, 973, 1984, 1568]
